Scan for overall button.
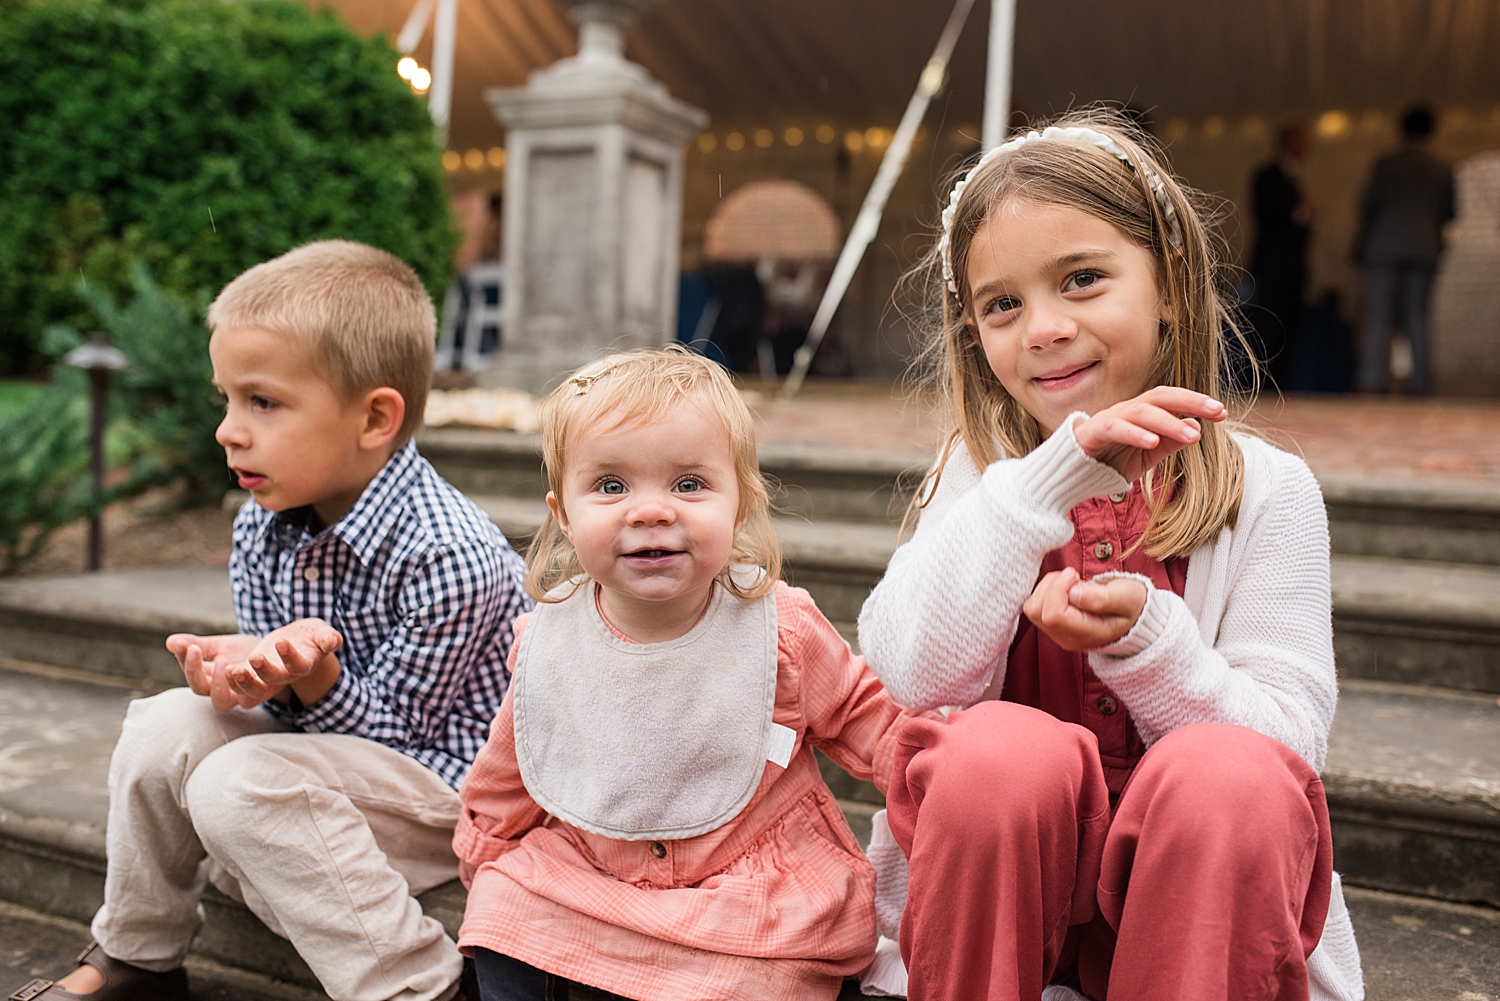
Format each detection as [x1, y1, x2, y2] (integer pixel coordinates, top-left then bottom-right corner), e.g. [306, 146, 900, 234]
[649, 841, 667, 859]
[1109, 491, 1127, 503]
[1097, 696, 1118, 716]
[302, 566, 321, 582]
[1093, 541, 1114, 561]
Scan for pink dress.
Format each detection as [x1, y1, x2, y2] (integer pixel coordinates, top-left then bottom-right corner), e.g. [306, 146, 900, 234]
[454, 582, 921, 1001]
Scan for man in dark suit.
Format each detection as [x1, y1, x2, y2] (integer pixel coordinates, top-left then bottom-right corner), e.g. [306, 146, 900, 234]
[1355, 105, 1455, 394]
[1250, 125, 1314, 388]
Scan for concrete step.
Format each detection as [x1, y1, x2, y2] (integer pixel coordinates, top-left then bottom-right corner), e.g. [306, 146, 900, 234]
[5, 886, 1497, 1001]
[422, 428, 1500, 566]
[11, 524, 1500, 697]
[822, 680, 1500, 910]
[1321, 473, 1500, 567]
[1333, 556, 1500, 693]
[481, 497, 1500, 693]
[2, 653, 1494, 913]
[419, 428, 930, 526]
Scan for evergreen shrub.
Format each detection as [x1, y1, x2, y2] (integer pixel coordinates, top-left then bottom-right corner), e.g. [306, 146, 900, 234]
[0, 0, 457, 373]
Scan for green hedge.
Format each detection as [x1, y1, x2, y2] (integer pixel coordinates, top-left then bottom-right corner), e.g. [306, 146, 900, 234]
[0, 0, 457, 374]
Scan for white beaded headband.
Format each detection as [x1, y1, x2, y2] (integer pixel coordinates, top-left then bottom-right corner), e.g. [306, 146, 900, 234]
[939, 125, 1184, 295]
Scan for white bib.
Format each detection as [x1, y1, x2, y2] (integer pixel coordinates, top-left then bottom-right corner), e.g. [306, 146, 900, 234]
[512, 571, 779, 841]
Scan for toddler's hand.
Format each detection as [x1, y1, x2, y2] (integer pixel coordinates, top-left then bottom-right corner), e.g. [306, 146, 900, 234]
[1023, 567, 1148, 652]
[1073, 386, 1226, 483]
[165, 633, 259, 699]
[228, 619, 343, 709]
[458, 860, 477, 890]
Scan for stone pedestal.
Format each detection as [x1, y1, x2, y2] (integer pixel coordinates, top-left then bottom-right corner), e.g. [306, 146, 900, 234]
[482, 0, 708, 393]
[1433, 152, 1500, 397]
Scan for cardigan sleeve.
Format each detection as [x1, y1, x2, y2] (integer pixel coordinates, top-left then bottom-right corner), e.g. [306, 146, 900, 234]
[453, 615, 549, 866]
[1086, 443, 1337, 770]
[856, 418, 1128, 711]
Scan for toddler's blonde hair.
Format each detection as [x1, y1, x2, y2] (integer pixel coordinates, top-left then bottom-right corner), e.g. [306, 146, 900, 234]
[526, 346, 782, 602]
[912, 108, 1249, 558]
[207, 240, 436, 444]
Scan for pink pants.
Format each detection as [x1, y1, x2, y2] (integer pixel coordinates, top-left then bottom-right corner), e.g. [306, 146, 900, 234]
[887, 702, 1332, 1001]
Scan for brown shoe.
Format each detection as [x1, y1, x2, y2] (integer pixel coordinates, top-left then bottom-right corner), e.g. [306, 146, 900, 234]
[7, 943, 188, 1001]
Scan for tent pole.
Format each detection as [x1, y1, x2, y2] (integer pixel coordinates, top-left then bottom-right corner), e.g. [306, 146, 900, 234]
[781, 0, 977, 398]
[429, 0, 458, 143]
[396, 0, 435, 55]
[982, 0, 1016, 149]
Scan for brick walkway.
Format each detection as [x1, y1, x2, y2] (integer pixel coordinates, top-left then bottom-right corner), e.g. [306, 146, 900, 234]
[749, 385, 1500, 483]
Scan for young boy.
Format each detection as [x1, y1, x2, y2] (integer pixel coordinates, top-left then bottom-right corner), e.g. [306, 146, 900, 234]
[38, 241, 531, 1001]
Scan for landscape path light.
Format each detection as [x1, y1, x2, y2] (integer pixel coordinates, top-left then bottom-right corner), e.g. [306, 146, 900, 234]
[63, 334, 130, 572]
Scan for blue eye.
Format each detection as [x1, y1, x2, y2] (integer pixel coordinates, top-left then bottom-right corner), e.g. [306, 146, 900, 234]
[599, 479, 625, 495]
[675, 477, 702, 493]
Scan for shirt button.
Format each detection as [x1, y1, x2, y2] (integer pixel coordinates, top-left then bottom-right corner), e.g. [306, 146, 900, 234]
[1093, 541, 1114, 560]
[1109, 491, 1127, 503]
[302, 566, 321, 582]
[1097, 696, 1118, 716]
[304, 722, 320, 733]
[649, 841, 667, 859]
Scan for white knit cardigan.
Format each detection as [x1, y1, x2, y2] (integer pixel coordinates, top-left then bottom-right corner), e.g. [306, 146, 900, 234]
[856, 417, 1364, 1001]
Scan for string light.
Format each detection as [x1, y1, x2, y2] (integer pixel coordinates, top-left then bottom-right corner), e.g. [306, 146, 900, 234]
[816, 125, 836, 144]
[753, 128, 774, 148]
[410, 67, 432, 93]
[725, 132, 745, 151]
[697, 133, 717, 153]
[397, 56, 418, 80]
[1317, 110, 1351, 138]
[783, 127, 804, 146]
[487, 147, 506, 168]
[442, 150, 461, 171]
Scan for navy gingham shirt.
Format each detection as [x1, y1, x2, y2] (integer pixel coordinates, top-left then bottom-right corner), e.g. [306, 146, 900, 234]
[229, 441, 532, 789]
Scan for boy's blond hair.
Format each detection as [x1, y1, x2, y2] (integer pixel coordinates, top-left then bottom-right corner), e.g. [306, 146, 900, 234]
[527, 346, 782, 603]
[910, 108, 1249, 559]
[207, 240, 436, 443]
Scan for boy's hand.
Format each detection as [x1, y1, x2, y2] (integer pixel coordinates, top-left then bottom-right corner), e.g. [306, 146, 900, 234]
[1074, 387, 1226, 483]
[458, 860, 477, 890]
[228, 619, 343, 709]
[165, 633, 259, 698]
[1023, 567, 1148, 653]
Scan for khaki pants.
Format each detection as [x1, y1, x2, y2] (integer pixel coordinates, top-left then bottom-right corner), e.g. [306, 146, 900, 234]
[91, 687, 464, 1001]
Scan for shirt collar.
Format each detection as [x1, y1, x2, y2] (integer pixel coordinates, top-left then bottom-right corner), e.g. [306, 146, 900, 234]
[269, 441, 423, 567]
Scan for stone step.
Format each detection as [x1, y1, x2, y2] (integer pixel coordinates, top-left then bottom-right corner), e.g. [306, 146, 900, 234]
[419, 428, 930, 526]
[407, 497, 1500, 695]
[422, 428, 1500, 566]
[9, 520, 1500, 696]
[0, 661, 1496, 995]
[819, 679, 1500, 909]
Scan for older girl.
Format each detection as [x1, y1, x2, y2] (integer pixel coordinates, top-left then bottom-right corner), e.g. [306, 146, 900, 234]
[858, 113, 1363, 1001]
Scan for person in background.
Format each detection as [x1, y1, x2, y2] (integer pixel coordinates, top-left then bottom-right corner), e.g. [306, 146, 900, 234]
[1355, 105, 1455, 395]
[1250, 124, 1315, 388]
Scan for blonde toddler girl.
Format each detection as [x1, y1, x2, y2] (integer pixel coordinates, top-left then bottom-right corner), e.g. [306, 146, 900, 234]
[455, 348, 923, 1000]
[858, 112, 1364, 1001]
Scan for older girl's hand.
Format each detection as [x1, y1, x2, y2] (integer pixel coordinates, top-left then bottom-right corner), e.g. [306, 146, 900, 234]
[1073, 386, 1226, 483]
[1023, 567, 1148, 652]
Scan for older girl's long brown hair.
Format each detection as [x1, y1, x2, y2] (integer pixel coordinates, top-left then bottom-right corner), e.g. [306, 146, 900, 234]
[907, 108, 1251, 559]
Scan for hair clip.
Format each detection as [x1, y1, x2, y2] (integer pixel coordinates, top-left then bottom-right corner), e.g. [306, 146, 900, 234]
[568, 364, 614, 396]
[939, 125, 1184, 297]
